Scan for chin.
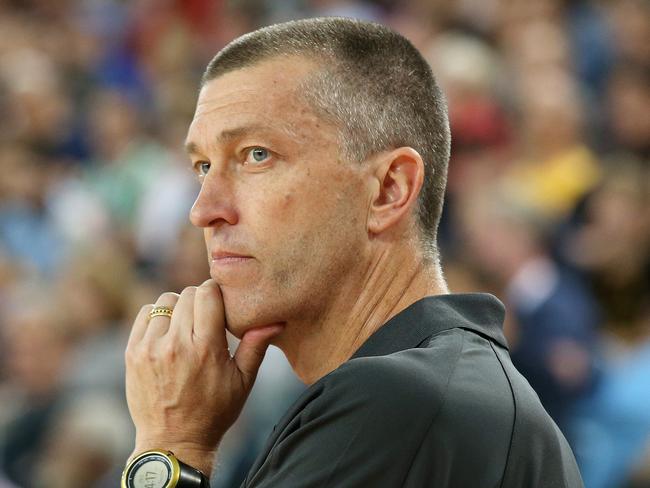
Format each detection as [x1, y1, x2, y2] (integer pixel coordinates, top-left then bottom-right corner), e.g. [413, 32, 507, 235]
[221, 287, 284, 338]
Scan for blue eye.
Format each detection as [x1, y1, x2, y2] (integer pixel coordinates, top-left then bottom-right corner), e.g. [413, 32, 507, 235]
[248, 147, 269, 164]
[197, 161, 210, 176]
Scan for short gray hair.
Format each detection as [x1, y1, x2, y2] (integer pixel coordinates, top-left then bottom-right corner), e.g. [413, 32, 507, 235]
[202, 17, 451, 261]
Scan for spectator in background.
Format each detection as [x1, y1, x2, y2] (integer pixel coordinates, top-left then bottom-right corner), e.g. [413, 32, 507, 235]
[565, 159, 650, 344]
[56, 243, 138, 395]
[605, 64, 650, 159]
[424, 30, 513, 249]
[570, 340, 650, 488]
[33, 393, 133, 488]
[607, 0, 650, 68]
[503, 68, 602, 222]
[80, 90, 172, 233]
[458, 189, 601, 432]
[0, 144, 67, 275]
[0, 286, 76, 487]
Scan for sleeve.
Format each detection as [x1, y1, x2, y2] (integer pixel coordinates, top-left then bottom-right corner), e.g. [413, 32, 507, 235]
[243, 353, 451, 488]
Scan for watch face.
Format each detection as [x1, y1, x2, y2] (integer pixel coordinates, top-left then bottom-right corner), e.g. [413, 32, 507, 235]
[127, 453, 173, 488]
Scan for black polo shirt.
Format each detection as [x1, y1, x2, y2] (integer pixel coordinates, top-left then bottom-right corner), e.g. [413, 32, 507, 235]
[241, 294, 584, 487]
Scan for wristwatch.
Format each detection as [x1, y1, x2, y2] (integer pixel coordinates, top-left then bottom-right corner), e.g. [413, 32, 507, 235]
[121, 450, 210, 488]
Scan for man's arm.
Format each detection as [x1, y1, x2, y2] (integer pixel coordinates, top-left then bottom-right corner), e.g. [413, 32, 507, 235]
[124, 279, 282, 476]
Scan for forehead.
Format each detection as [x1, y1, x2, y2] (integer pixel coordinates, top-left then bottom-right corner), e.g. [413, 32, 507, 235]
[187, 56, 334, 149]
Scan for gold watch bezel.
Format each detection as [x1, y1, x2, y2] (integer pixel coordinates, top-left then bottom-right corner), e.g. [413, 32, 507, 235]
[121, 449, 181, 488]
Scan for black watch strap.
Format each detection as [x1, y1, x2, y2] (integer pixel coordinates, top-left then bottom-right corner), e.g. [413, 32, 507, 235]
[177, 458, 210, 488]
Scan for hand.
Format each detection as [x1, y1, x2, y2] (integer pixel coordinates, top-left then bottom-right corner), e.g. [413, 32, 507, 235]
[125, 279, 283, 475]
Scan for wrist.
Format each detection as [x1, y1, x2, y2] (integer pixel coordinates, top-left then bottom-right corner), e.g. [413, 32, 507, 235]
[131, 442, 217, 477]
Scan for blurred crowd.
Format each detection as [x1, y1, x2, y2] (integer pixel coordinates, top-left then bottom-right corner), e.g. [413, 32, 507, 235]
[0, 0, 648, 487]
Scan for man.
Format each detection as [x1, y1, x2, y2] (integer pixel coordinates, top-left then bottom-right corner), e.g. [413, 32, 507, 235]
[123, 18, 584, 488]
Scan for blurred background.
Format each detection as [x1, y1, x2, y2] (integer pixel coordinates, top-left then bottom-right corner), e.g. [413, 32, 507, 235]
[0, 0, 648, 487]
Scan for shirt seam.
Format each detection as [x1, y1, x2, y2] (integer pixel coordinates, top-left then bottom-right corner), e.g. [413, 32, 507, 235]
[490, 341, 516, 488]
[398, 331, 467, 487]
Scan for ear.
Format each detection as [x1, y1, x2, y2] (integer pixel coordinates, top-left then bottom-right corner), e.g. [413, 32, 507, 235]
[368, 147, 425, 235]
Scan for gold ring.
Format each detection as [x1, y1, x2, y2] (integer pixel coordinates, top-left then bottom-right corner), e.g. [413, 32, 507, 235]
[149, 306, 174, 319]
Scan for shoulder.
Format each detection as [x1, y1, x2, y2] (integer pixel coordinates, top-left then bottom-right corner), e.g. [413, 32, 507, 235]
[318, 329, 468, 419]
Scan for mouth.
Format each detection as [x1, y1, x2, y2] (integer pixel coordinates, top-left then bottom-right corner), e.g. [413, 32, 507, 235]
[210, 250, 254, 264]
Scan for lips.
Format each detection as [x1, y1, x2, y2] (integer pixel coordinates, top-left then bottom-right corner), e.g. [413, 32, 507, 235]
[210, 250, 253, 263]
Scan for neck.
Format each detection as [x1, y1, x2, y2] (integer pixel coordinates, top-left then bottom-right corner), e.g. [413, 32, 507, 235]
[276, 248, 448, 384]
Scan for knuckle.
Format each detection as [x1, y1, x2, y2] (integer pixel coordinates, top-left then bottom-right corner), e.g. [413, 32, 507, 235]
[125, 343, 145, 365]
[195, 348, 211, 365]
[159, 340, 179, 361]
[145, 343, 159, 362]
[196, 341, 221, 362]
[194, 339, 208, 354]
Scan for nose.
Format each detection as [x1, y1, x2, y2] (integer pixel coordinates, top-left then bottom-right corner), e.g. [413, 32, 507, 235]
[189, 171, 239, 229]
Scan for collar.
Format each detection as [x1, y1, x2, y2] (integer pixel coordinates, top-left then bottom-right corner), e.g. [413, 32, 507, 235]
[351, 293, 508, 359]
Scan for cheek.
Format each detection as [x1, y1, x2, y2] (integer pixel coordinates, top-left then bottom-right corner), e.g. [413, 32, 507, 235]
[251, 166, 365, 248]
[260, 187, 296, 219]
[269, 183, 316, 220]
[242, 186, 304, 243]
[256, 186, 326, 251]
[282, 191, 294, 209]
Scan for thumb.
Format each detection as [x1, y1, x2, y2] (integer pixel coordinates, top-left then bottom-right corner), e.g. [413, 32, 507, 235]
[234, 325, 284, 388]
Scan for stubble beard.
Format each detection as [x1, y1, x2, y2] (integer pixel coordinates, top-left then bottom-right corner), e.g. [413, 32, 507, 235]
[220, 230, 363, 339]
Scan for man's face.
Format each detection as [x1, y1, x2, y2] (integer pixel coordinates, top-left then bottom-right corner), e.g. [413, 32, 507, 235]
[186, 57, 371, 337]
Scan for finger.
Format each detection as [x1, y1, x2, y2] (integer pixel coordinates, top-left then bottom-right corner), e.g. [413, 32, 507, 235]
[193, 279, 227, 349]
[128, 304, 155, 345]
[145, 292, 180, 339]
[169, 286, 197, 340]
[234, 325, 284, 388]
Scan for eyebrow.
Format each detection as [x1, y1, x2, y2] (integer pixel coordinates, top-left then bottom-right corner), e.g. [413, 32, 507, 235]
[183, 124, 275, 155]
